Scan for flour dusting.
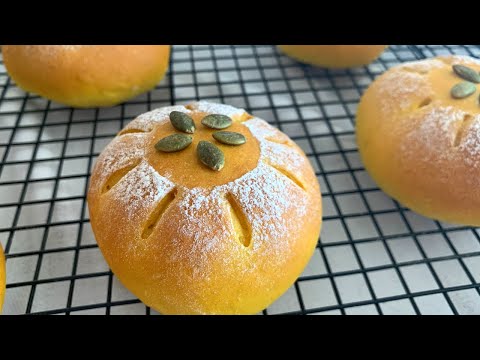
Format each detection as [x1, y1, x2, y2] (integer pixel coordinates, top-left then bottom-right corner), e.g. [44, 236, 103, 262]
[378, 70, 430, 113]
[398, 58, 444, 74]
[189, 101, 246, 118]
[110, 160, 175, 222]
[459, 117, 480, 161]
[401, 106, 464, 161]
[125, 105, 192, 132]
[94, 133, 147, 189]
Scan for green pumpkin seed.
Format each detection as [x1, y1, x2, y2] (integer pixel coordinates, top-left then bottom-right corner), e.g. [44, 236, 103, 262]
[451, 82, 476, 99]
[197, 141, 225, 171]
[212, 131, 246, 145]
[452, 65, 480, 83]
[201, 114, 232, 129]
[169, 111, 196, 134]
[155, 134, 192, 153]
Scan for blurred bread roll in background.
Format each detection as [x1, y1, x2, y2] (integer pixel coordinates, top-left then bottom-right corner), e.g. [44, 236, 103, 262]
[357, 55, 480, 226]
[278, 45, 387, 68]
[2, 45, 171, 108]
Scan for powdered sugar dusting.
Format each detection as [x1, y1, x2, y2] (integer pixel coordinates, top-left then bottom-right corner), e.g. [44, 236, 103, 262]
[261, 140, 305, 170]
[402, 106, 464, 160]
[110, 160, 175, 222]
[125, 105, 192, 132]
[244, 117, 294, 145]
[124, 102, 246, 133]
[92, 133, 147, 193]
[188, 101, 246, 118]
[459, 116, 480, 162]
[174, 188, 230, 257]
[224, 162, 308, 252]
[438, 55, 480, 67]
[399, 105, 480, 179]
[398, 58, 444, 74]
[245, 118, 306, 172]
[378, 70, 431, 113]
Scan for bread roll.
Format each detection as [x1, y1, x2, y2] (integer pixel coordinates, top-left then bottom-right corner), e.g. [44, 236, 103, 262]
[2, 45, 170, 108]
[0, 245, 5, 313]
[357, 55, 480, 226]
[87, 101, 322, 314]
[279, 45, 387, 68]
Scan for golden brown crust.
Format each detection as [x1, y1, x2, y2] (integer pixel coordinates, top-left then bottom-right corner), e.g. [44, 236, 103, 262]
[88, 101, 322, 314]
[357, 55, 480, 226]
[2, 45, 170, 107]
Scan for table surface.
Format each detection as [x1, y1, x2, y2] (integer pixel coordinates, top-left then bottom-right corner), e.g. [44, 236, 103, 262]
[1, 45, 479, 315]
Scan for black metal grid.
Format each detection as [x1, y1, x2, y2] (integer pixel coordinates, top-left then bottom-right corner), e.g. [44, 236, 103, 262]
[1, 45, 480, 315]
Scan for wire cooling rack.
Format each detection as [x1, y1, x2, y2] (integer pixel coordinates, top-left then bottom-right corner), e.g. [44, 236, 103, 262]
[1, 45, 480, 315]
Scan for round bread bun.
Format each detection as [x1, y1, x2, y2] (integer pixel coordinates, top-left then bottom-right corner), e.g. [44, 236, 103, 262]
[278, 45, 387, 69]
[87, 101, 322, 314]
[357, 55, 480, 226]
[2, 45, 170, 108]
[0, 245, 5, 313]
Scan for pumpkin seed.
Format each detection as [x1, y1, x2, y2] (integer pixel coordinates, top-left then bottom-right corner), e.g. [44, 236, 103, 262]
[169, 111, 196, 134]
[197, 141, 225, 171]
[452, 65, 480, 83]
[451, 82, 476, 99]
[201, 114, 232, 129]
[212, 131, 246, 145]
[155, 134, 192, 153]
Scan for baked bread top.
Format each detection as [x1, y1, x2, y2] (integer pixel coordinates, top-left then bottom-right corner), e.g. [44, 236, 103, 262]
[87, 101, 322, 314]
[357, 55, 480, 225]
